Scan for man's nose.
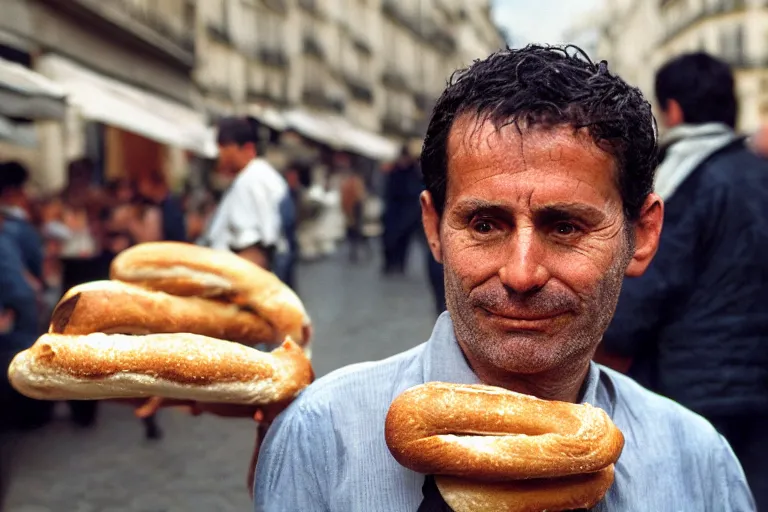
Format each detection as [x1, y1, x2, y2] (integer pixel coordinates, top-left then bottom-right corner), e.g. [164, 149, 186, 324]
[498, 229, 550, 294]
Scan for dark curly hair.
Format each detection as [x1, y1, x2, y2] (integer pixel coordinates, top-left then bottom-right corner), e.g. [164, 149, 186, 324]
[421, 45, 658, 221]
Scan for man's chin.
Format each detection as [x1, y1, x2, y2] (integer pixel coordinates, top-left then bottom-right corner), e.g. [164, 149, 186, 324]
[473, 332, 569, 375]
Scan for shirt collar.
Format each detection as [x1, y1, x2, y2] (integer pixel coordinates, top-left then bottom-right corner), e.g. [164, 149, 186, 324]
[422, 311, 604, 407]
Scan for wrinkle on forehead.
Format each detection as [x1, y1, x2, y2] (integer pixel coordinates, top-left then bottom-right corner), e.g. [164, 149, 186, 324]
[447, 114, 614, 176]
[444, 114, 621, 209]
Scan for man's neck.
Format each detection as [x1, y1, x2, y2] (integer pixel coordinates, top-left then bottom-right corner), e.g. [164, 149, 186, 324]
[458, 342, 593, 403]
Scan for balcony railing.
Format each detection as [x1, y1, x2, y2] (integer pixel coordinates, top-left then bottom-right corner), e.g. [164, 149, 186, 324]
[257, 47, 289, 68]
[414, 92, 435, 112]
[351, 33, 373, 56]
[247, 85, 288, 106]
[298, 0, 323, 18]
[381, 112, 416, 137]
[381, 0, 455, 52]
[263, 0, 288, 15]
[302, 87, 345, 113]
[303, 35, 326, 60]
[344, 73, 374, 103]
[660, 0, 748, 45]
[207, 23, 232, 45]
[39, 0, 196, 68]
[382, 67, 410, 91]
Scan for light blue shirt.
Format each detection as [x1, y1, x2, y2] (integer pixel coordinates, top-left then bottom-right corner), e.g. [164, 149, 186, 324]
[254, 313, 755, 511]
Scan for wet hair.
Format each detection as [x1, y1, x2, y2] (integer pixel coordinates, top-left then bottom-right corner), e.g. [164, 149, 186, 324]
[0, 161, 30, 194]
[421, 44, 658, 221]
[216, 117, 257, 147]
[655, 52, 737, 129]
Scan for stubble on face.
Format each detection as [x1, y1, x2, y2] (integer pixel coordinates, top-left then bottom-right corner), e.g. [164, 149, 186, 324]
[439, 117, 633, 396]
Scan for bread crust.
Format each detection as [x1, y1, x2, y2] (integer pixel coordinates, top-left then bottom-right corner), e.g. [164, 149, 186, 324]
[50, 280, 276, 344]
[385, 382, 624, 481]
[8, 333, 313, 405]
[109, 242, 310, 344]
[435, 465, 615, 512]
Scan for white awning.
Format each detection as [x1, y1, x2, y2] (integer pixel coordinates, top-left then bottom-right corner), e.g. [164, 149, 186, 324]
[247, 104, 288, 131]
[283, 108, 342, 148]
[36, 54, 216, 158]
[0, 57, 67, 120]
[325, 115, 400, 162]
[0, 115, 38, 147]
[283, 108, 400, 161]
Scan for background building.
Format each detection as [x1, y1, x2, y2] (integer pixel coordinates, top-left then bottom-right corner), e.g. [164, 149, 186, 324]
[0, 0, 505, 193]
[587, 0, 768, 132]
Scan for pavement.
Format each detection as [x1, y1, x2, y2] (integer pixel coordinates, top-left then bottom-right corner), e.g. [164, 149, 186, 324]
[0, 244, 439, 512]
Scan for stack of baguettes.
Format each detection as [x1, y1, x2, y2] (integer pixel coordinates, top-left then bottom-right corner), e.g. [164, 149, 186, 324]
[8, 242, 314, 408]
[385, 382, 625, 512]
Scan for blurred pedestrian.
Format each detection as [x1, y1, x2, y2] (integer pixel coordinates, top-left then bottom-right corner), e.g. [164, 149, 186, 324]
[137, 170, 187, 243]
[382, 147, 423, 274]
[58, 159, 107, 428]
[599, 52, 768, 508]
[339, 166, 369, 263]
[0, 217, 49, 430]
[199, 117, 290, 274]
[0, 162, 44, 286]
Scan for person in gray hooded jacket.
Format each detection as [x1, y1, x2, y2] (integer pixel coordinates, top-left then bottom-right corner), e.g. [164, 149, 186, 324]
[599, 52, 768, 508]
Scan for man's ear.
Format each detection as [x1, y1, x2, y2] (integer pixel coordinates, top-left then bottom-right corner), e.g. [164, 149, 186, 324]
[420, 191, 443, 264]
[626, 193, 664, 277]
[662, 99, 684, 128]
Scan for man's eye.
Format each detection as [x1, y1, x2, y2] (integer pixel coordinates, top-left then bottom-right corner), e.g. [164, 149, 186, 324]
[554, 222, 580, 236]
[472, 220, 495, 234]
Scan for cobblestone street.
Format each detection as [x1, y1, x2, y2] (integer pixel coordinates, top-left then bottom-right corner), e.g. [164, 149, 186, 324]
[1, 246, 439, 512]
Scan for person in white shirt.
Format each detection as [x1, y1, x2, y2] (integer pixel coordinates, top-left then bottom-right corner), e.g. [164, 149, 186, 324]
[195, 117, 297, 491]
[199, 117, 290, 272]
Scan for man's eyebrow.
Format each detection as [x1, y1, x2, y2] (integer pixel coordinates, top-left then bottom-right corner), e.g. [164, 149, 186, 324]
[453, 199, 508, 213]
[534, 203, 607, 222]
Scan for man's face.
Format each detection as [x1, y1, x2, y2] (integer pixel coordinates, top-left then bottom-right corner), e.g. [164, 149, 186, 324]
[216, 143, 249, 177]
[427, 118, 636, 376]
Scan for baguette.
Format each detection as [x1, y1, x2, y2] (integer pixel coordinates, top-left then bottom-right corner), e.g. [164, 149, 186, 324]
[109, 242, 310, 344]
[50, 280, 276, 345]
[8, 333, 313, 405]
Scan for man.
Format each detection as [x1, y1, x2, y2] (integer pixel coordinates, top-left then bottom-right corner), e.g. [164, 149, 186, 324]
[253, 46, 754, 511]
[600, 53, 768, 508]
[194, 116, 296, 491]
[136, 170, 187, 243]
[0, 161, 43, 284]
[199, 117, 290, 272]
[0, 218, 48, 429]
[382, 147, 423, 274]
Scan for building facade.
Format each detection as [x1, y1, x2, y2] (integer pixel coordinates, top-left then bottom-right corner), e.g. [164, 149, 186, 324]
[591, 0, 768, 132]
[195, 0, 506, 153]
[0, 0, 505, 192]
[0, 0, 211, 193]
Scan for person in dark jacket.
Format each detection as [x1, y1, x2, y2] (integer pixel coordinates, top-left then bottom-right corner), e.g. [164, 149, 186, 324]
[382, 147, 423, 274]
[599, 52, 768, 508]
[0, 161, 44, 283]
[137, 171, 187, 243]
[0, 221, 50, 430]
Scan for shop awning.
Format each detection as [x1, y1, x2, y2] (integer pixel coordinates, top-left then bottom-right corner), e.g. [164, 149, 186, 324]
[0, 115, 38, 147]
[325, 115, 401, 162]
[36, 54, 216, 158]
[283, 108, 341, 149]
[0, 57, 67, 120]
[283, 108, 400, 161]
[247, 104, 288, 132]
